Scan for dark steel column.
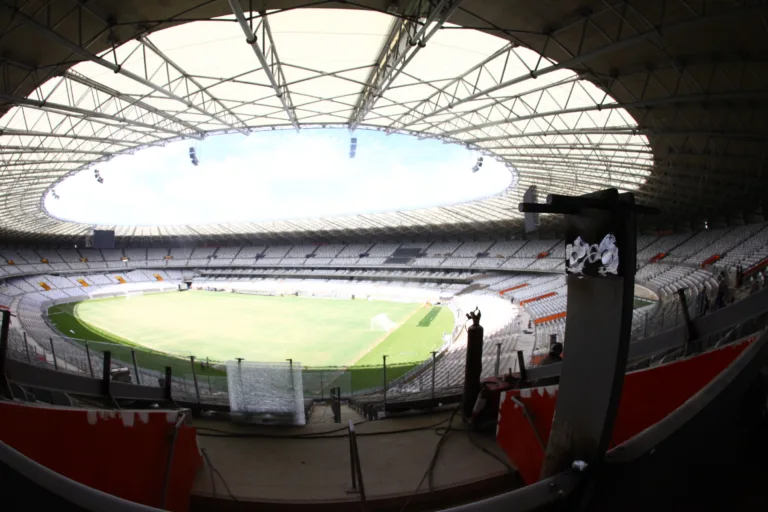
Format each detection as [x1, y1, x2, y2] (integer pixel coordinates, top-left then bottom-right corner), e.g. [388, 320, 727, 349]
[0, 310, 11, 397]
[49, 337, 58, 371]
[101, 351, 112, 398]
[463, 309, 483, 419]
[131, 349, 141, 385]
[382, 355, 388, 415]
[677, 288, 699, 345]
[520, 189, 651, 479]
[431, 350, 437, 402]
[163, 366, 173, 400]
[190, 356, 201, 403]
[23, 332, 31, 363]
[85, 340, 94, 377]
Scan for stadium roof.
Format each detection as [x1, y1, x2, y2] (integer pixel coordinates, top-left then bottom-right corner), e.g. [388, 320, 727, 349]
[0, 0, 766, 242]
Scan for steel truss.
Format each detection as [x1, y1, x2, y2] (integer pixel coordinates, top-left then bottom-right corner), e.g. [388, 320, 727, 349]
[229, 1, 300, 130]
[0, 0, 762, 239]
[348, 0, 464, 130]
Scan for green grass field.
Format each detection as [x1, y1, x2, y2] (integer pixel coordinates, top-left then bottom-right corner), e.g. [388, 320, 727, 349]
[633, 297, 656, 309]
[48, 291, 453, 388]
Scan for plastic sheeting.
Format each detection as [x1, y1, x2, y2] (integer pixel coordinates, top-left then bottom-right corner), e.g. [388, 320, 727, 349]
[226, 360, 306, 425]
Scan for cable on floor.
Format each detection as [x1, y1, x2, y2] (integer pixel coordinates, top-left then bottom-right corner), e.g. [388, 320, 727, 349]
[196, 412, 457, 440]
[465, 428, 515, 473]
[201, 448, 238, 502]
[399, 406, 461, 512]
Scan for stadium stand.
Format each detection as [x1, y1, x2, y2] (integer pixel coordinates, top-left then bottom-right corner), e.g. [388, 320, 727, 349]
[425, 241, 461, 256]
[337, 243, 373, 258]
[367, 243, 401, 258]
[313, 244, 346, 258]
[514, 239, 560, 258]
[3, 225, 768, 396]
[636, 233, 691, 264]
[191, 247, 217, 259]
[453, 241, 493, 257]
[286, 245, 316, 258]
[212, 246, 241, 259]
[147, 248, 169, 260]
[488, 240, 527, 257]
[79, 249, 103, 262]
[716, 225, 768, 269]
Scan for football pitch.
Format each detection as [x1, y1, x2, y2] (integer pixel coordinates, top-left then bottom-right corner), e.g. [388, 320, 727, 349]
[48, 291, 454, 375]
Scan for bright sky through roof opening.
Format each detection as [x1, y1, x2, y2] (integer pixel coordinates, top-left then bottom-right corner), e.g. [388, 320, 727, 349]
[44, 130, 514, 226]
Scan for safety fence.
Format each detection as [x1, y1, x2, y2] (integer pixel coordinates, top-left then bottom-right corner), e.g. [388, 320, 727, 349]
[7, 280, 764, 407]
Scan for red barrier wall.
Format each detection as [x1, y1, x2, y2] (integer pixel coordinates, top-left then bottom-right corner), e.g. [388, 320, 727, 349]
[497, 336, 755, 484]
[533, 312, 567, 325]
[701, 254, 721, 267]
[0, 402, 201, 511]
[519, 292, 557, 305]
[499, 283, 529, 295]
[746, 257, 768, 277]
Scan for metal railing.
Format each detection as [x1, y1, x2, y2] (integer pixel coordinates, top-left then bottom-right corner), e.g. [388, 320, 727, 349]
[7, 278, 767, 408]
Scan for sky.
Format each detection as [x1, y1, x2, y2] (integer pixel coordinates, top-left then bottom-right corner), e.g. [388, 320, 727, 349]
[44, 129, 515, 226]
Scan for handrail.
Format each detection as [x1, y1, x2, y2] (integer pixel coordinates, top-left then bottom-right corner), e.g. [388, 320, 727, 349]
[0, 440, 164, 512]
[5, 282, 768, 407]
[606, 327, 768, 464]
[441, 468, 584, 512]
[524, 287, 768, 381]
[441, 326, 768, 512]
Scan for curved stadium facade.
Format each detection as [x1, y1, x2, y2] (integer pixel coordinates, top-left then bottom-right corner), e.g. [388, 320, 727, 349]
[0, 1, 767, 511]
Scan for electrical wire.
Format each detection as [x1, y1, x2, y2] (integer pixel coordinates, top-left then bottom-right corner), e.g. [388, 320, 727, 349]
[201, 448, 238, 502]
[313, 401, 329, 424]
[195, 421, 365, 439]
[465, 429, 516, 474]
[399, 406, 461, 512]
[195, 414, 457, 440]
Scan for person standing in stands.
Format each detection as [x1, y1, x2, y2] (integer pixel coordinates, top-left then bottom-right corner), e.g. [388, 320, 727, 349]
[541, 342, 563, 365]
[716, 273, 727, 309]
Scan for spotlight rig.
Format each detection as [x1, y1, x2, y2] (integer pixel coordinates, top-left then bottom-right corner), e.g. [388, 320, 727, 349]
[93, 169, 104, 184]
[349, 137, 357, 159]
[189, 147, 199, 166]
[472, 156, 484, 173]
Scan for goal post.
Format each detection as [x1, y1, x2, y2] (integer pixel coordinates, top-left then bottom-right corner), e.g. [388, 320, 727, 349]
[226, 360, 306, 425]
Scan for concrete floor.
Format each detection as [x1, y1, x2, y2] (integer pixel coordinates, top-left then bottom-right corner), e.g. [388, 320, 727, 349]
[192, 407, 518, 507]
[306, 402, 364, 424]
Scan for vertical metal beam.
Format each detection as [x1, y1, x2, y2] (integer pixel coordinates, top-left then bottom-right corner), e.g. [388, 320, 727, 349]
[463, 309, 483, 418]
[102, 350, 112, 397]
[85, 340, 94, 378]
[49, 338, 58, 371]
[163, 366, 173, 401]
[529, 190, 640, 478]
[348, 0, 463, 129]
[382, 354, 388, 416]
[228, 2, 300, 130]
[431, 350, 437, 402]
[23, 332, 31, 364]
[131, 349, 141, 386]
[0, 311, 11, 397]
[190, 355, 201, 404]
